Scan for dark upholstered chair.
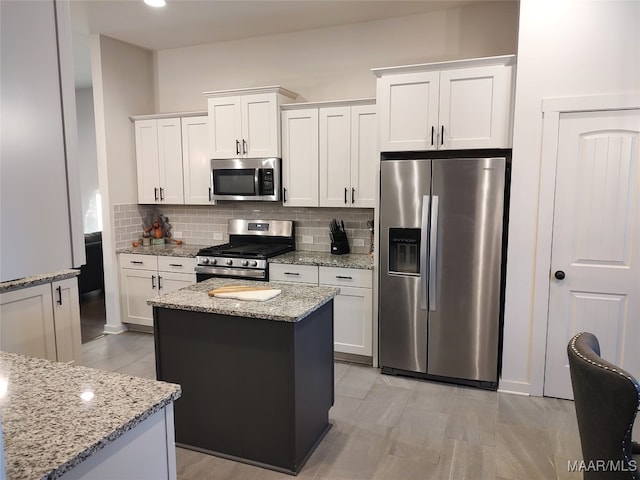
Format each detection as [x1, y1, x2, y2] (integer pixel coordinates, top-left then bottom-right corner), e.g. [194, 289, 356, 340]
[568, 332, 640, 479]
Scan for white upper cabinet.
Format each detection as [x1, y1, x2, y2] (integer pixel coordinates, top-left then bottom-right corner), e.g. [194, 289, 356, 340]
[374, 55, 516, 151]
[282, 99, 377, 208]
[181, 115, 212, 204]
[134, 117, 184, 204]
[281, 108, 319, 207]
[204, 86, 297, 159]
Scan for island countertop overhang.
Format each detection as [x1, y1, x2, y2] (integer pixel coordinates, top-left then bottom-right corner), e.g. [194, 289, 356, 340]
[147, 278, 339, 323]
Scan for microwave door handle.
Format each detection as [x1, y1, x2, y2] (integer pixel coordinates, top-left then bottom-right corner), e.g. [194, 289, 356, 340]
[254, 169, 260, 195]
[429, 195, 439, 311]
[420, 195, 429, 310]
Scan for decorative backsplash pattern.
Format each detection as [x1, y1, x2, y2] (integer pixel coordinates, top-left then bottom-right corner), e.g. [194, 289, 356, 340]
[113, 203, 375, 254]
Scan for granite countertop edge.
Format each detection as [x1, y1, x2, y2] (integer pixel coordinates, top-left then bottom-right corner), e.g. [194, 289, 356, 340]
[51, 390, 182, 479]
[116, 246, 374, 270]
[149, 289, 339, 322]
[148, 279, 340, 323]
[0, 269, 80, 294]
[269, 251, 374, 270]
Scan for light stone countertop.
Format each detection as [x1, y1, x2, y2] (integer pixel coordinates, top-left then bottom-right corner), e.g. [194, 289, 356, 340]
[269, 251, 374, 270]
[116, 243, 205, 257]
[0, 351, 181, 480]
[148, 277, 339, 322]
[0, 269, 80, 294]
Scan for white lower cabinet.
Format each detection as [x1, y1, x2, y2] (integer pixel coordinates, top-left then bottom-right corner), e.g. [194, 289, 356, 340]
[0, 277, 81, 363]
[120, 254, 196, 327]
[270, 263, 373, 357]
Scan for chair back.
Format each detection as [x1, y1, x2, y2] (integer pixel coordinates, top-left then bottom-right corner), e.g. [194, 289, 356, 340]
[568, 332, 640, 479]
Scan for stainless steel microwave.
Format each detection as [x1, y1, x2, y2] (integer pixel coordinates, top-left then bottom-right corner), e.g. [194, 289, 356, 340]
[211, 157, 281, 201]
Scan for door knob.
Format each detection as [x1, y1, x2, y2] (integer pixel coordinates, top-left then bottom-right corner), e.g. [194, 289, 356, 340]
[554, 270, 566, 280]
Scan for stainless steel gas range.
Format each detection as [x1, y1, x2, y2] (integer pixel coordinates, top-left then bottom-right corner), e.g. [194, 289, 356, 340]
[195, 219, 295, 281]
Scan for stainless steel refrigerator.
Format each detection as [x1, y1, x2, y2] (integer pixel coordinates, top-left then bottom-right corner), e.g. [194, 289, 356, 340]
[378, 152, 508, 389]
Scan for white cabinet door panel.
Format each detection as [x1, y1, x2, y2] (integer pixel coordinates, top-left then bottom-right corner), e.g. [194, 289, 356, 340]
[157, 118, 184, 204]
[158, 271, 196, 295]
[208, 97, 242, 158]
[269, 264, 319, 284]
[351, 104, 378, 208]
[439, 65, 508, 149]
[331, 286, 373, 356]
[281, 109, 319, 207]
[0, 284, 57, 361]
[319, 107, 351, 207]
[242, 93, 279, 158]
[378, 71, 439, 152]
[182, 116, 211, 205]
[52, 278, 82, 364]
[120, 269, 156, 327]
[544, 109, 640, 399]
[135, 120, 161, 203]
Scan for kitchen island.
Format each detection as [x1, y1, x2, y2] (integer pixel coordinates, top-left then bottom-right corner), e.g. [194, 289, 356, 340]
[0, 351, 181, 480]
[148, 278, 339, 475]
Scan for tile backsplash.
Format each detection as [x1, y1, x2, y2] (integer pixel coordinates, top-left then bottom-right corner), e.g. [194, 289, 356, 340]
[113, 202, 375, 254]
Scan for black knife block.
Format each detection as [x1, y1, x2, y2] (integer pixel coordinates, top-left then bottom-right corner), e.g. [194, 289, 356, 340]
[331, 240, 350, 255]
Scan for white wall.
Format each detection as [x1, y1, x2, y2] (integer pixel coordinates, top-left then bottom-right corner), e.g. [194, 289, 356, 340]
[501, 0, 640, 395]
[75, 87, 101, 233]
[91, 34, 155, 332]
[155, 1, 519, 111]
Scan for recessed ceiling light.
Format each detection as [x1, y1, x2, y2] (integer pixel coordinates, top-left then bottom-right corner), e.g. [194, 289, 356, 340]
[144, 0, 166, 7]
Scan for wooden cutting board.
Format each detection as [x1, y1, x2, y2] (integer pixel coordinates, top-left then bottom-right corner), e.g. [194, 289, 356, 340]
[208, 285, 281, 301]
[208, 285, 274, 296]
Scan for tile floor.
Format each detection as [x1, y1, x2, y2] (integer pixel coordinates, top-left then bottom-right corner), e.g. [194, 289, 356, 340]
[80, 331, 614, 480]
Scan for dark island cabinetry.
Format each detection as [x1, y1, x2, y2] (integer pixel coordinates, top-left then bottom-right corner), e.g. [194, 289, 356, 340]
[153, 296, 335, 474]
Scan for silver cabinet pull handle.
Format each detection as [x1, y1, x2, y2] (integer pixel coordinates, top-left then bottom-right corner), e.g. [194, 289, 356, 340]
[154, 187, 159, 201]
[344, 187, 348, 204]
[56, 286, 63, 305]
[208, 187, 212, 202]
[242, 139, 247, 155]
[351, 188, 355, 204]
[151, 275, 156, 289]
[130, 260, 144, 264]
[336, 275, 352, 280]
[236, 140, 240, 155]
[160, 187, 164, 200]
[158, 275, 163, 290]
[440, 125, 444, 146]
[169, 263, 183, 267]
[284, 272, 300, 276]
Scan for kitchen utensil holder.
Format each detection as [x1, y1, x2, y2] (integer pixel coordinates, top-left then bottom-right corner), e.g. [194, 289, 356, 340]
[331, 239, 350, 255]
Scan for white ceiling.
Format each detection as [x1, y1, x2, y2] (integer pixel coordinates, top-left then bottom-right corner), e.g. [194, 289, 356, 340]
[70, 0, 479, 88]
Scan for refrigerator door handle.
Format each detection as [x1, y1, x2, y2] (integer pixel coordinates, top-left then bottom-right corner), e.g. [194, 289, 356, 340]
[420, 195, 429, 310]
[429, 195, 439, 311]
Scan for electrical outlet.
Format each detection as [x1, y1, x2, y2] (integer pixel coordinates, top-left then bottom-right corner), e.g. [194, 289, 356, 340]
[173, 231, 183, 239]
[302, 235, 313, 244]
[213, 232, 223, 241]
[353, 238, 365, 247]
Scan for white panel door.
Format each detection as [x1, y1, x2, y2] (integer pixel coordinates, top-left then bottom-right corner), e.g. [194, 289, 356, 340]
[135, 120, 161, 203]
[208, 96, 242, 159]
[157, 118, 184, 204]
[544, 109, 640, 399]
[351, 104, 377, 208]
[377, 71, 439, 152]
[242, 93, 279, 158]
[438, 65, 507, 149]
[158, 272, 196, 295]
[281, 108, 319, 207]
[319, 106, 351, 207]
[182, 116, 212, 205]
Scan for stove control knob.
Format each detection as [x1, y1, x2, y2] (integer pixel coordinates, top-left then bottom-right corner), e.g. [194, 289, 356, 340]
[225, 259, 233, 266]
[210, 258, 217, 265]
[250, 260, 258, 267]
[201, 258, 210, 265]
[241, 260, 249, 267]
